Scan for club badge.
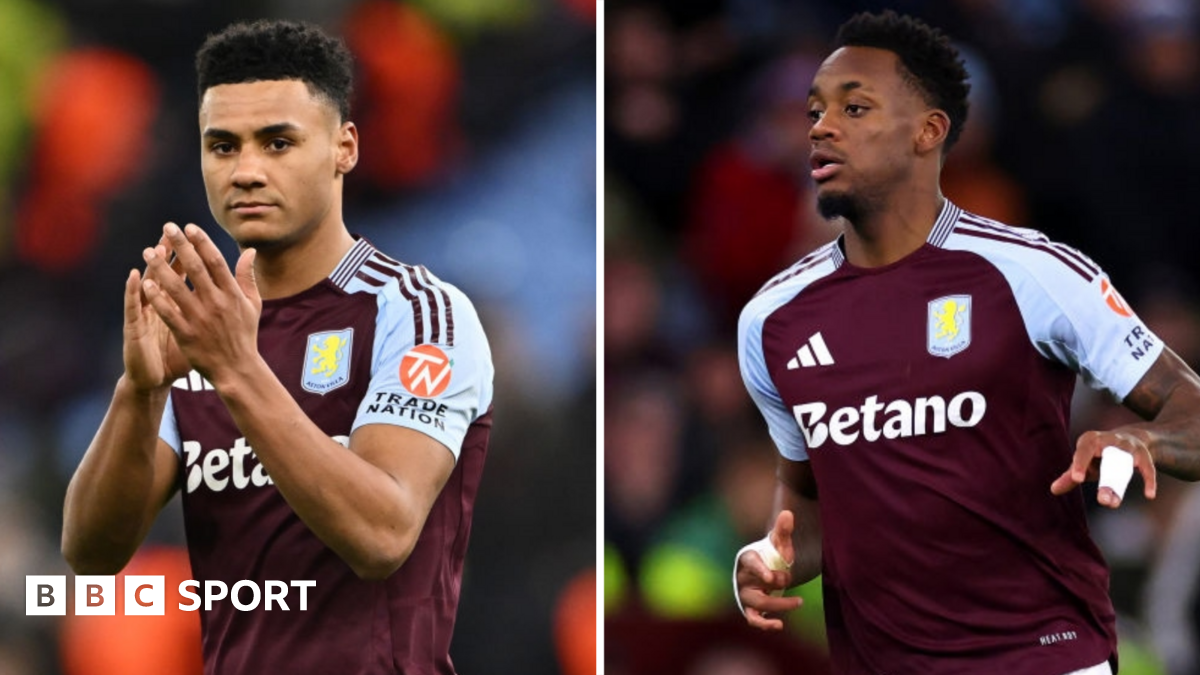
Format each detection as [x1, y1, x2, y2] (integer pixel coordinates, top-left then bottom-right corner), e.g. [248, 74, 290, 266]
[928, 295, 971, 358]
[303, 328, 354, 394]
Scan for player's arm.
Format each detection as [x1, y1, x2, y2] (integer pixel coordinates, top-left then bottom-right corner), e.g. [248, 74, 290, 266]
[736, 456, 821, 631]
[776, 457, 822, 582]
[1119, 347, 1200, 481]
[63, 239, 186, 574]
[220, 374, 453, 581]
[62, 387, 181, 574]
[141, 223, 452, 580]
[1052, 347, 1200, 506]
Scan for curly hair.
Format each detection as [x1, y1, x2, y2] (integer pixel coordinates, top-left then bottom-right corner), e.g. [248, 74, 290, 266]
[195, 19, 354, 121]
[835, 10, 970, 152]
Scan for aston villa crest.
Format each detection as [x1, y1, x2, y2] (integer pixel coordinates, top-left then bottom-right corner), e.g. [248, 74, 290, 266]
[303, 328, 354, 394]
[927, 295, 971, 358]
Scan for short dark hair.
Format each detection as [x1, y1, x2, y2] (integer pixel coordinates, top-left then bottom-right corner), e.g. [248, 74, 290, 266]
[195, 19, 354, 121]
[835, 10, 970, 152]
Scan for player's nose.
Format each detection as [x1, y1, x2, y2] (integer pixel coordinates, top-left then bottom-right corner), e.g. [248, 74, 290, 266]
[809, 113, 837, 142]
[230, 149, 268, 189]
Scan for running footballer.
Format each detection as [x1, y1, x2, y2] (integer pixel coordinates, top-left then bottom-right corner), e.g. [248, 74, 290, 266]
[733, 11, 1200, 675]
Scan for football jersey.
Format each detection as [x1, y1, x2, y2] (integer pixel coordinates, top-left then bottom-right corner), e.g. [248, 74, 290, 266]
[738, 201, 1161, 674]
[159, 237, 494, 675]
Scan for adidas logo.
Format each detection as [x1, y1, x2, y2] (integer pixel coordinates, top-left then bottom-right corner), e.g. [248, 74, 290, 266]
[172, 370, 215, 392]
[786, 332, 834, 369]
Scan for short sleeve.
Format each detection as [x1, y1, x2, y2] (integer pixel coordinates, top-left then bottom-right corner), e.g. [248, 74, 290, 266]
[948, 230, 1163, 401]
[159, 391, 181, 455]
[738, 292, 810, 462]
[1034, 270, 1162, 400]
[352, 283, 494, 460]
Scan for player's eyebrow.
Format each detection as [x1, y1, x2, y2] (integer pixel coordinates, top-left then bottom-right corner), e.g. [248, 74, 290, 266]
[255, 122, 302, 138]
[809, 81, 865, 98]
[203, 122, 303, 141]
[202, 128, 238, 142]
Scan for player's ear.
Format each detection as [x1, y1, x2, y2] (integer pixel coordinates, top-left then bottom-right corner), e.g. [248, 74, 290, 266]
[915, 109, 950, 155]
[335, 121, 358, 175]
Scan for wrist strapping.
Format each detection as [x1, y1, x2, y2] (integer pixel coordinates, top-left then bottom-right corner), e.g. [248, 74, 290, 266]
[732, 536, 791, 616]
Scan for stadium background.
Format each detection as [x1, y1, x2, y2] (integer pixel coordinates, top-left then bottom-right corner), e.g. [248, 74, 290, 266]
[604, 0, 1200, 673]
[0, 0, 596, 673]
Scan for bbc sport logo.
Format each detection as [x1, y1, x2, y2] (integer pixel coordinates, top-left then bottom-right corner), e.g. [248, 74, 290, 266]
[26, 575, 315, 615]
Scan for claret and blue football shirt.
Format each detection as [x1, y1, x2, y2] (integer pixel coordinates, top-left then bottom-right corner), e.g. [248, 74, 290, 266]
[159, 237, 494, 675]
[739, 200, 1161, 674]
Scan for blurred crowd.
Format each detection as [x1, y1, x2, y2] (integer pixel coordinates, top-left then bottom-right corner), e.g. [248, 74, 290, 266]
[604, 1, 1200, 673]
[0, 1, 596, 674]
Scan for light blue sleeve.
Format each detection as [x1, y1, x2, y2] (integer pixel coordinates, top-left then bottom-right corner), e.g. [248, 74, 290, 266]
[738, 290, 809, 462]
[1036, 271, 1162, 400]
[159, 391, 181, 455]
[352, 283, 494, 460]
[951, 233, 1163, 401]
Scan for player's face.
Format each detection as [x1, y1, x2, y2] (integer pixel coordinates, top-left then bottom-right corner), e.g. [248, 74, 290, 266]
[198, 79, 356, 250]
[806, 46, 930, 221]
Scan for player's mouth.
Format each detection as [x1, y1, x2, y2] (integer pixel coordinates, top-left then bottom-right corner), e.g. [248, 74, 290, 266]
[230, 201, 277, 216]
[810, 149, 844, 183]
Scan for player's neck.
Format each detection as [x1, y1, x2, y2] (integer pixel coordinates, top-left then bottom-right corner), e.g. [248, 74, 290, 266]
[841, 187, 944, 268]
[250, 221, 356, 300]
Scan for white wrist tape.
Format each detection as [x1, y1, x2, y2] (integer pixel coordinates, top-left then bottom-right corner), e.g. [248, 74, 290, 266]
[1099, 446, 1135, 501]
[733, 537, 791, 616]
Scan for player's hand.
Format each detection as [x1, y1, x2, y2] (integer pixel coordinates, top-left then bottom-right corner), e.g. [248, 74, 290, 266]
[1050, 429, 1157, 508]
[123, 229, 191, 392]
[140, 223, 262, 388]
[736, 510, 803, 631]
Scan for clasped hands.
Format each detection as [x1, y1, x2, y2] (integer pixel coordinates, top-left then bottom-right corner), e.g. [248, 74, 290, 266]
[124, 222, 261, 393]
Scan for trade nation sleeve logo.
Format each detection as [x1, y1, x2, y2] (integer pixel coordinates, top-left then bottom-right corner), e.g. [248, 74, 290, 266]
[400, 344, 453, 398]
